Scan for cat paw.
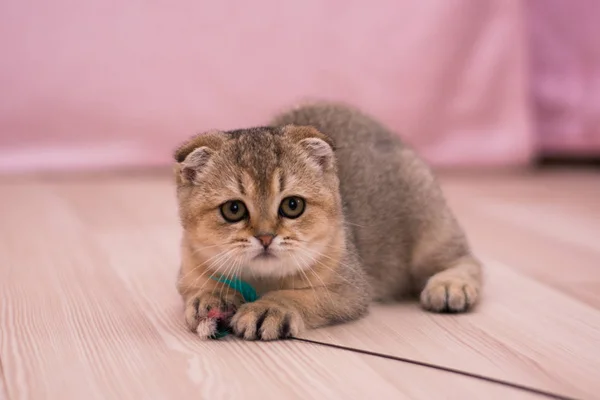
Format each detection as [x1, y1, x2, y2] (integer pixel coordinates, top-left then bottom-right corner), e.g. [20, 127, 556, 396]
[231, 300, 304, 341]
[420, 277, 479, 313]
[184, 292, 241, 338]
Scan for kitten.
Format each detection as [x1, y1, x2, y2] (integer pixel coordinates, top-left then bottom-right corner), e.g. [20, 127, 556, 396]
[174, 102, 482, 340]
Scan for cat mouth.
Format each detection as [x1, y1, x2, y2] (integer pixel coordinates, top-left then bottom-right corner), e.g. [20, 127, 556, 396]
[254, 251, 277, 260]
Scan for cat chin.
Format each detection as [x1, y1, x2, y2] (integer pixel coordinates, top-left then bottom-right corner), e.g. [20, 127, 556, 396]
[241, 254, 305, 279]
[239, 243, 327, 279]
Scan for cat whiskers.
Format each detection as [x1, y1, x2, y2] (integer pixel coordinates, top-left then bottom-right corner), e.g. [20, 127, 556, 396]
[296, 245, 363, 291]
[178, 247, 236, 286]
[193, 242, 247, 295]
[344, 221, 366, 228]
[189, 243, 226, 257]
[296, 249, 336, 308]
[294, 236, 364, 264]
[291, 237, 342, 252]
[193, 249, 238, 294]
[182, 241, 248, 291]
[216, 250, 243, 301]
[230, 256, 245, 303]
[290, 252, 319, 305]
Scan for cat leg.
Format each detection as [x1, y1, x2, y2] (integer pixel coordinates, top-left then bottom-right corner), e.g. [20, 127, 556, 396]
[178, 259, 244, 338]
[181, 283, 243, 338]
[409, 210, 483, 313]
[418, 255, 482, 312]
[230, 285, 369, 341]
[231, 244, 371, 341]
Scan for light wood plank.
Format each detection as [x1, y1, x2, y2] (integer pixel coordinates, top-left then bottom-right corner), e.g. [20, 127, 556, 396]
[442, 176, 600, 308]
[301, 259, 600, 399]
[1, 173, 599, 400]
[0, 184, 410, 399]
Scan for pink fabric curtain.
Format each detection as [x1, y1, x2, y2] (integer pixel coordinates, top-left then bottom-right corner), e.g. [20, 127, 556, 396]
[1, 1, 594, 174]
[527, 0, 600, 156]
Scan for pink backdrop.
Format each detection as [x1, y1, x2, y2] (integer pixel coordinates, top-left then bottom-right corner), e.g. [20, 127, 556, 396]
[527, 0, 600, 156]
[0, 1, 557, 173]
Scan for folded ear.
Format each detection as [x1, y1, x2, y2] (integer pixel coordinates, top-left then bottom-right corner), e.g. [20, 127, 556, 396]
[178, 146, 214, 184]
[173, 131, 224, 185]
[298, 137, 334, 169]
[174, 130, 224, 163]
[282, 125, 336, 170]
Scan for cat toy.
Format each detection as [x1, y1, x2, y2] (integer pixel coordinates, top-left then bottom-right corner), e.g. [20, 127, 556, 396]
[203, 275, 258, 339]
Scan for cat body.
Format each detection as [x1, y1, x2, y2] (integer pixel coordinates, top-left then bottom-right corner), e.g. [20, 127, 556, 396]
[174, 102, 482, 340]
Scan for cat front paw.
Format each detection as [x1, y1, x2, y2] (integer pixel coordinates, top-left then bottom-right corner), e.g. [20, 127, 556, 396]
[420, 277, 479, 313]
[184, 292, 241, 338]
[230, 300, 304, 341]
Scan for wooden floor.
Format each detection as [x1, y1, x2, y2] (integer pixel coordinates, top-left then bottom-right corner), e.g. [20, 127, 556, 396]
[1, 170, 599, 400]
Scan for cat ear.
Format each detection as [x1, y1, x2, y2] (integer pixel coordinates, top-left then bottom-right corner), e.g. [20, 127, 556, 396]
[174, 131, 224, 185]
[177, 146, 214, 184]
[281, 125, 336, 171]
[173, 130, 223, 163]
[299, 137, 334, 170]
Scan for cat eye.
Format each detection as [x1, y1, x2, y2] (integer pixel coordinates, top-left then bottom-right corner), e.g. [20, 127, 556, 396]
[220, 200, 248, 223]
[279, 196, 305, 219]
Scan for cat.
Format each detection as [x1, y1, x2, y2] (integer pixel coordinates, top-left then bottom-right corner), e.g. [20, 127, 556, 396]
[174, 102, 482, 340]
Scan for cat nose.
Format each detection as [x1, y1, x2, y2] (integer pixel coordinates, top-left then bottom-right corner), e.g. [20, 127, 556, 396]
[255, 233, 275, 249]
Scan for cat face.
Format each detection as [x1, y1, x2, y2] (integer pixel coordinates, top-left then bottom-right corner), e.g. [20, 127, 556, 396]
[175, 126, 343, 279]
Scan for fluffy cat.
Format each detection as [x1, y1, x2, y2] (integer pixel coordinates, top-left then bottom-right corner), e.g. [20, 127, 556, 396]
[174, 102, 482, 340]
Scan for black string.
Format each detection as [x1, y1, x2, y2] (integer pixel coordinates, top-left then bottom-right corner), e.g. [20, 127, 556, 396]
[289, 337, 579, 400]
